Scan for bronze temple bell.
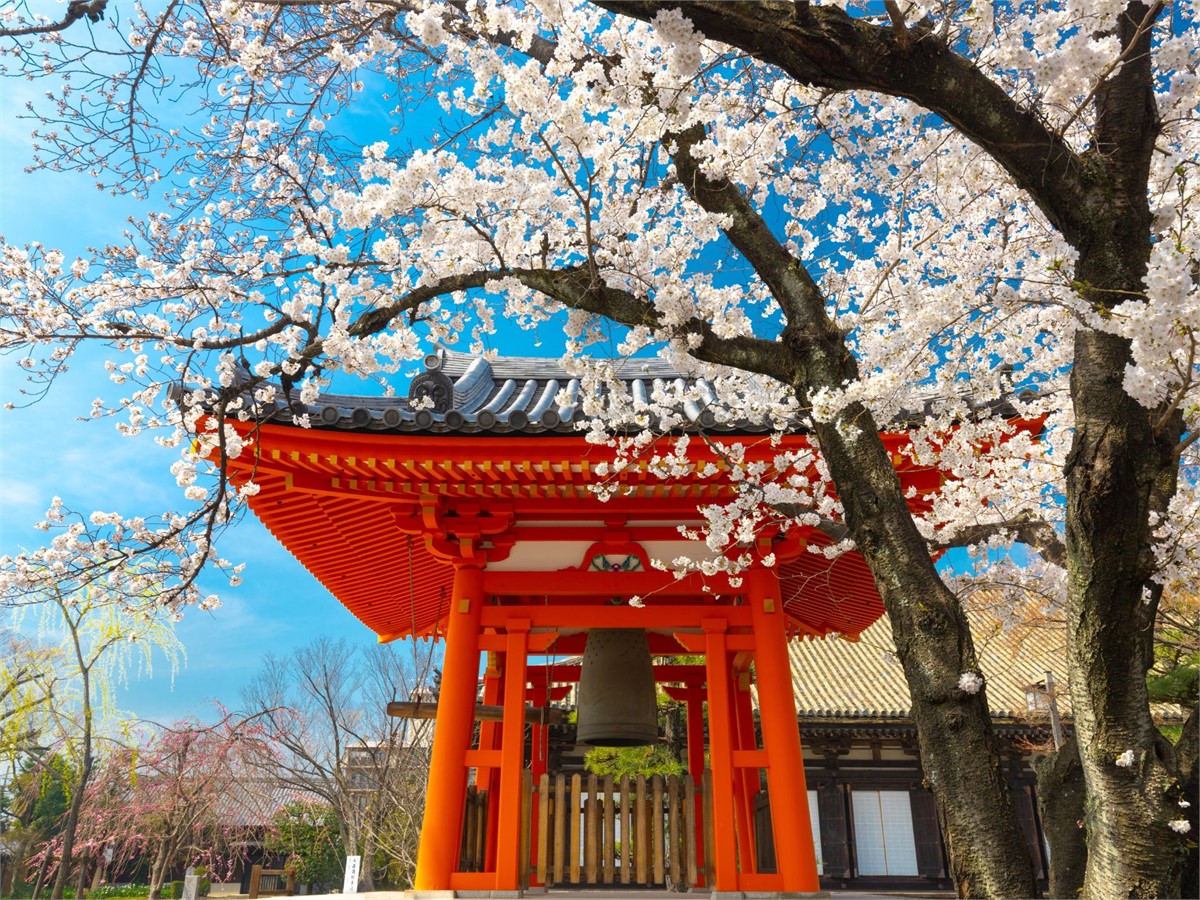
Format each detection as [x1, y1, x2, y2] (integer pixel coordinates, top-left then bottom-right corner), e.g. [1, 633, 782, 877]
[576, 628, 659, 746]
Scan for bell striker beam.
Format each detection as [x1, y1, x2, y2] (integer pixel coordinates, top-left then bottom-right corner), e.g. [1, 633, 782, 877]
[749, 568, 821, 892]
[414, 563, 484, 891]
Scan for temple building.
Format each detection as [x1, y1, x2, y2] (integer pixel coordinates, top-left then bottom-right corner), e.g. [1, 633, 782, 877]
[219, 351, 1040, 897]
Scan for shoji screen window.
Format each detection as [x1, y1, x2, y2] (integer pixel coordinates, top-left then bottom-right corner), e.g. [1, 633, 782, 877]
[852, 790, 919, 876]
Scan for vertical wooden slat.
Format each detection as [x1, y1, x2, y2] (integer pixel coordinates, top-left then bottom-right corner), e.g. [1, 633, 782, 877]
[570, 773, 583, 884]
[685, 777, 699, 888]
[585, 773, 600, 883]
[652, 775, 665, 885]
[668, 775, 682, 888]
[475, 790, 487, 871]
[537, 773, 551, 886]
[603, 775, 616, 884]
[459, 787, 474, 870]
[465, 791, 475, 871]
[635, 775, 649, 884]
[519, 770, 533, 890]
[553, 774, 567, 885]
[703, 770, 716, 888]
[620, 775, 632, 884]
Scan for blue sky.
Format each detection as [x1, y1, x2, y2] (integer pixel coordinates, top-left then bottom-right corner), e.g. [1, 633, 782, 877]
[0, 72, 422, 725]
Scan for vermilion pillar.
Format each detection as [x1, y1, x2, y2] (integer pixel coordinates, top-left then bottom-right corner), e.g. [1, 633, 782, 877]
[414, 565, 484, 891]
[748, 568, 821, 892]
[703, 618, 739, 891]
[666, 683, 707, 886]
[496, 620, 530, 888]
[729, 667, 755, 873]
[733, 668, 761, 873]
[477, 657, 503, 873]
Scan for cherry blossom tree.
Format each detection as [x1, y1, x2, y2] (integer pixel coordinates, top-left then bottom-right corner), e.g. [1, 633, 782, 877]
[63, 712, 272, 900]
[0, 1, 1197, 896]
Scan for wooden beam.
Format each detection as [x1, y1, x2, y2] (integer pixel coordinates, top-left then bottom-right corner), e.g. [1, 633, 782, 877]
[387, 700, 565, 725]
[481, 604, 753, 630]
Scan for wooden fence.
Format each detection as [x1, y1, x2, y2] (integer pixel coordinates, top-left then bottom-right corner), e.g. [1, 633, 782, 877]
[457, 770, 713, 889]
[460, 784, 490, 872]
[531, 771, 711, 889]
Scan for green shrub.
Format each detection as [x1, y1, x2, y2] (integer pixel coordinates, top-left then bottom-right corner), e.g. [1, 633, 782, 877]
[89, 885, 151, 899]
[168, 880, 185, 899]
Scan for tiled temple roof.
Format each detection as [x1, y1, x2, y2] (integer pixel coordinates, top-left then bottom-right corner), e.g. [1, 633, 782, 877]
[786, 602, 1072, 722]
[264, 351, 729, 434]
[248, 350, 1022, 436]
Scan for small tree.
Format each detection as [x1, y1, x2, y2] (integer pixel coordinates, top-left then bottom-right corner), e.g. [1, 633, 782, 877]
[266, 801, 345, 893]
[240, 639, 434, 891]
[1, 753, 70, 896]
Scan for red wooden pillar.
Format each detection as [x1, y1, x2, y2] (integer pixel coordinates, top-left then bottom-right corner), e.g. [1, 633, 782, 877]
[733, 667, 760, 873]
[496, 619, 530, 889]
[685, 688, 706, 784]
[748, 568, 820, 892]
[478, 655, 503, 873]
[680, 684, 707, 886]
[414, 564, 484, 890]
[703, 618, 739, 891]
[734, 669, 760, 802]
[729, 666, 755, 873]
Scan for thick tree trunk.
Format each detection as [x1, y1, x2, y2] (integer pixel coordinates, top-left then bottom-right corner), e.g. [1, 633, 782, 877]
[1061, 8, 1189, 891]
[1177, 709, 1198, 899]
[807, 395, 1041, 899]
[1064, 331, 1187, 898]
[1035, 740, 1087, 898]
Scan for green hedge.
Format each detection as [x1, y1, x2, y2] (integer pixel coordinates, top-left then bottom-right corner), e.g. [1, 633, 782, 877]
[88, 886, 151, 899]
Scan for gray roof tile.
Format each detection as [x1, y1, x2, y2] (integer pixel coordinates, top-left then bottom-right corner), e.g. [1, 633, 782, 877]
[236, 350, 1022, 436]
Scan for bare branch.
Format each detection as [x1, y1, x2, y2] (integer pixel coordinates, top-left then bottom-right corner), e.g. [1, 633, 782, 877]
[930, 512, 1068, 569]
[0, 0, 107, 38]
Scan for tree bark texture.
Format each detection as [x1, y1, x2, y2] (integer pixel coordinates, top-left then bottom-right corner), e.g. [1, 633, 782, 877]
[1061, 8, 1188, 896]
[1177, 709, 1198, 899]
[1035, 740, 1088, 898]
[807, 395, 1040, 899]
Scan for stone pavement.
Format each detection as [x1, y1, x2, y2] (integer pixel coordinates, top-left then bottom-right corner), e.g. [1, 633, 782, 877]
[302, 890, 955, 900]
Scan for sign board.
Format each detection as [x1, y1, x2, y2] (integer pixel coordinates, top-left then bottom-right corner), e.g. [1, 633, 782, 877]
[182, 875, 199, 900]
[342, 855, 362, 895]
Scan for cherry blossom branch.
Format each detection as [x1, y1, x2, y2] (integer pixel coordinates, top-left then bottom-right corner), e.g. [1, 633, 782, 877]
[601, 1, 1094, 244]
[1055, 2, 1164, 141]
